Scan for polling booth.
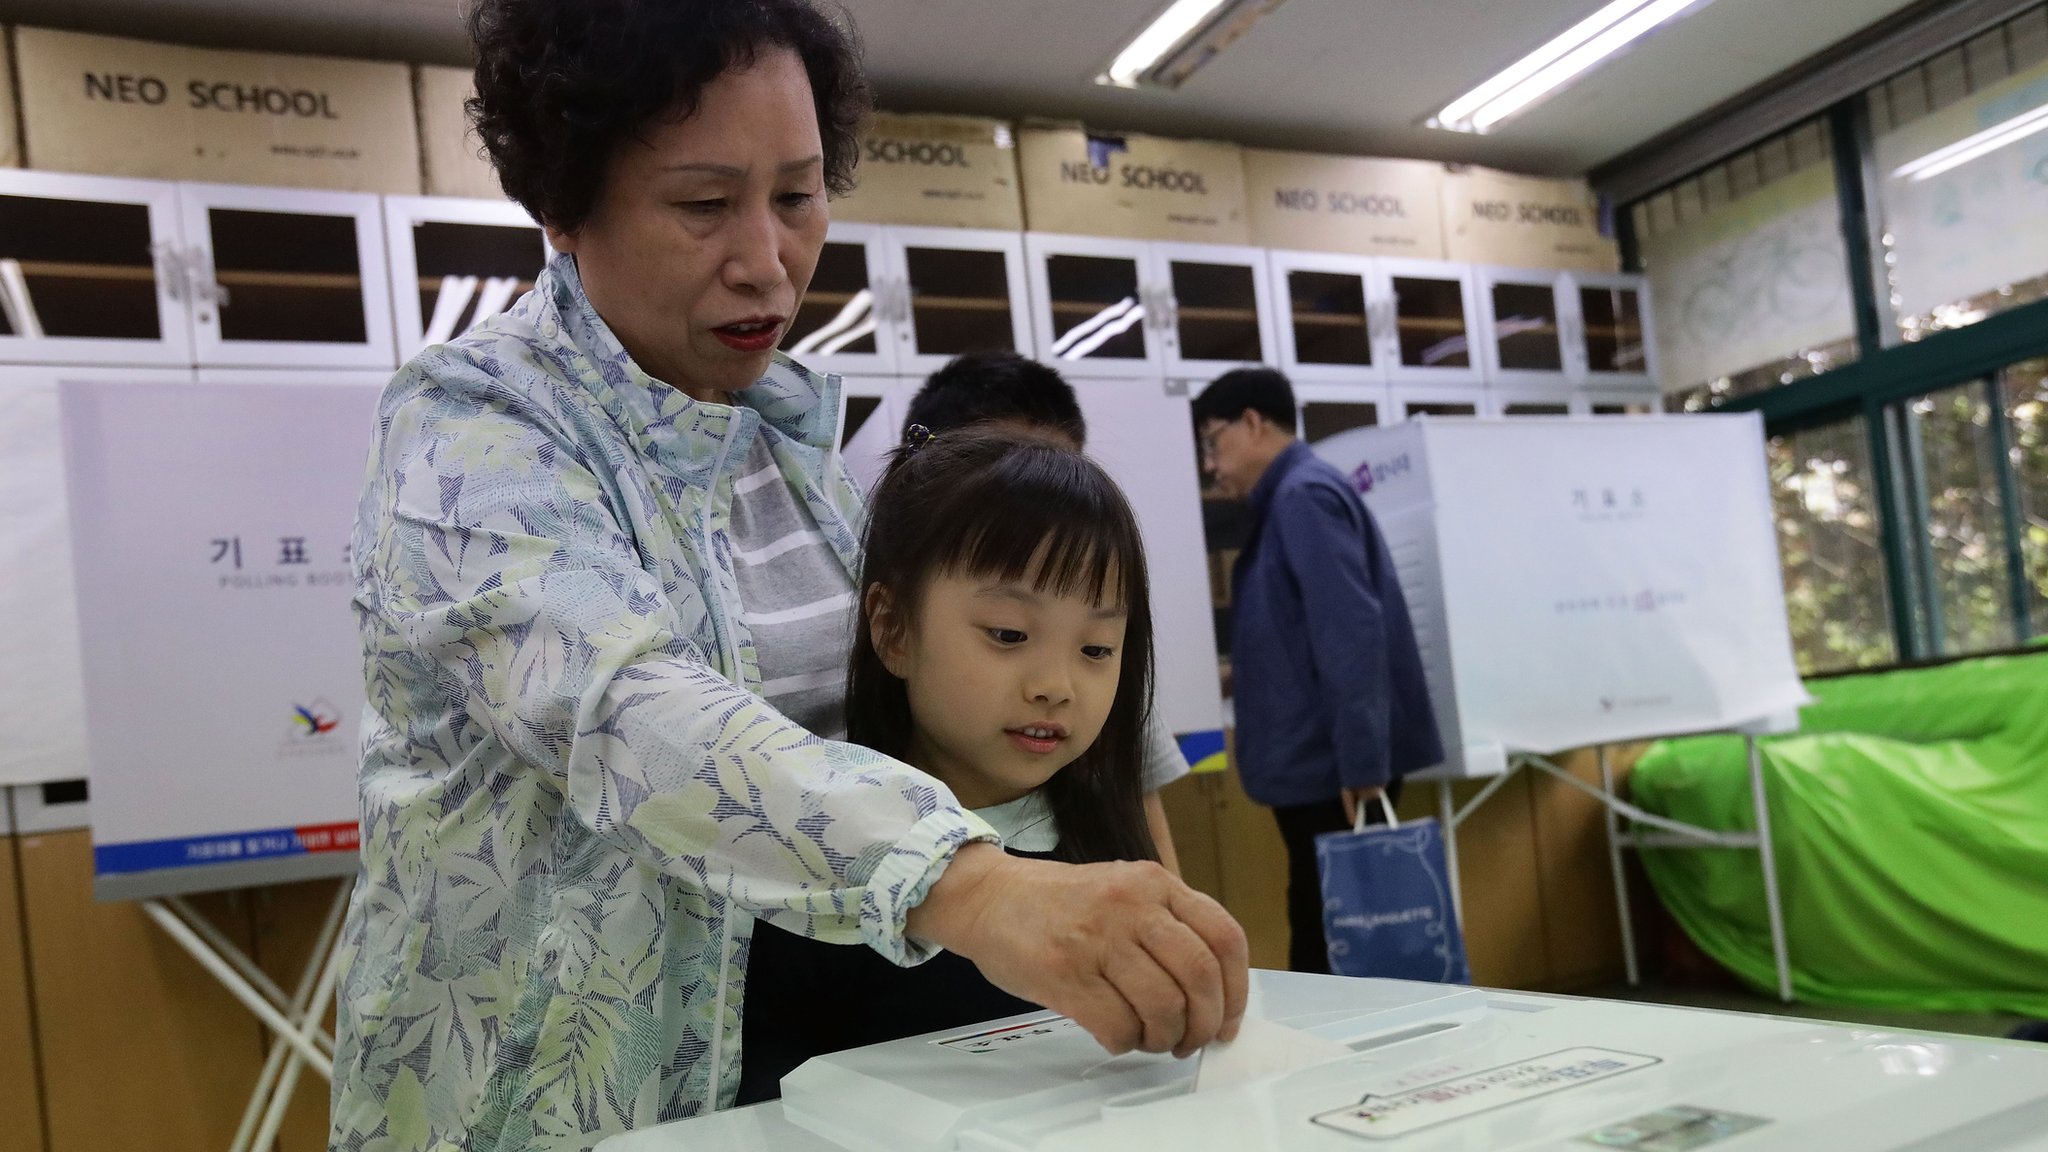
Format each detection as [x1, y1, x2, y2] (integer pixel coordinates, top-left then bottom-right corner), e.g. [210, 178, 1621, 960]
[1311, 416, 1810, 997]
[57, 374, 380, 1150]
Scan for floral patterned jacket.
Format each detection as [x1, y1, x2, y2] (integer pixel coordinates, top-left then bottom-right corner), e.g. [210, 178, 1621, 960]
[330, 253, 993, 1151]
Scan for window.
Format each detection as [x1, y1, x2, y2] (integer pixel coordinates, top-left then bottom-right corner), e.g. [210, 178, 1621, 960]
[1868, 7, 2048, 343]
[1635, 121, 1859, 410]
[2002, 357, 2048, 629]
[1768, 418, 1896, 672]
[1893, 383, 2018, 655]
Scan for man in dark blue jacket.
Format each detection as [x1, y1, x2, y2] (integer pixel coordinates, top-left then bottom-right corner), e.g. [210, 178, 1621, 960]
[1193, 367, 1443, 973]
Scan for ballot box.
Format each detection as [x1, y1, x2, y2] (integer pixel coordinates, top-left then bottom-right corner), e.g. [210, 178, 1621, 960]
[601, 969, 2048, 1152]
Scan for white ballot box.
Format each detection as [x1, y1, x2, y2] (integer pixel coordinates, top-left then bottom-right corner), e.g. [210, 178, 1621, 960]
[1310, 415, 1809, 778]
[601, 970, 2048, 1152]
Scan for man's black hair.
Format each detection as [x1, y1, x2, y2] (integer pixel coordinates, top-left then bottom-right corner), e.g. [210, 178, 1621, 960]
[1190, 366, 1297, 432]
[903, 352, 1088, 447]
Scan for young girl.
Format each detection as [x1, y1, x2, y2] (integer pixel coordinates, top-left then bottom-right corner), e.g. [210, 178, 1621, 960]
[737, 426, 1161, 1104]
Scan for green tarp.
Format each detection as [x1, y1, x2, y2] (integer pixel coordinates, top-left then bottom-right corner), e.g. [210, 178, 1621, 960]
[1632, 646, 2048, 1016]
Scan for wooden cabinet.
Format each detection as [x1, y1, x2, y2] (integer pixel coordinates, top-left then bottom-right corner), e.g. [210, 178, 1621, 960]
[17, 827, 265, 1152]
[0, 803, 47, 1152]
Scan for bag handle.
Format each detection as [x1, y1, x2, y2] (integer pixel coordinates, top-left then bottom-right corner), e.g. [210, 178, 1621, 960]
[1352, 791, 1401, 833]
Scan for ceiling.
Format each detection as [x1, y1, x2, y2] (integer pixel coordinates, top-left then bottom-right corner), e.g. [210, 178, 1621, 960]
[0, 0, 1926, 174]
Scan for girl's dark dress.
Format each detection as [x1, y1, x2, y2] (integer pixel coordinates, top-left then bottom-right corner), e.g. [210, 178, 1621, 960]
[736, 845, 1057, 1105]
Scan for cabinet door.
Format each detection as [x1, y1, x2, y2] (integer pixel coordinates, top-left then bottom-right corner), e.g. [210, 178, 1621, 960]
[384, 196, 547, 362]
[1152, 242, 1274, 378]
[783, 221, 896, 378]
[1266, 249, 1384, 385]
[1568, 272, 1656, 387]
[1583, 386, 1663, 416]
[1390, 382, 1483, 422]
[1295, 381, 1392, 444]
[1374, 256, 1481, 386]
[179, 183, 396, 370]
[1024, 233, 1162, 378]
[1478, 267, 1571, 387]
[887, 226, 1032, 378]
[1487, 384, 1581, 418]
[0, 171, 192, 367]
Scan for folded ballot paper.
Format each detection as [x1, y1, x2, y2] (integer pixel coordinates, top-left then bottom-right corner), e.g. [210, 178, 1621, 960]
[1191, 987, 1353, 1094]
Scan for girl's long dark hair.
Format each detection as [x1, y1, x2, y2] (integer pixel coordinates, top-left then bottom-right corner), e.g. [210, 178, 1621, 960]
[845, 428, 1159, 865]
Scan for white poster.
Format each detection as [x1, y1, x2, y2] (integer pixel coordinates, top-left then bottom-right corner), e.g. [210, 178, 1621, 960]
[1317, 417, 1806, 773]
[1877, 59, 2048, 321]
[1640, 163, 1855, 392]
[62, 378, 377, 889]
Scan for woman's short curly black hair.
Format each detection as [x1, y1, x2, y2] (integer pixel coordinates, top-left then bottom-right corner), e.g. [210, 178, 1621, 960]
[466, 0, 871, 233]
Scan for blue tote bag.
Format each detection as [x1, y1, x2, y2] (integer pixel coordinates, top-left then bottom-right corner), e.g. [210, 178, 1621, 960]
[1315, 797, 1470, 982]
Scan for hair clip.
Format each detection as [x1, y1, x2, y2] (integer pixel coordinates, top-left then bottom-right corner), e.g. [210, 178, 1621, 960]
[905, 424, 939, 453]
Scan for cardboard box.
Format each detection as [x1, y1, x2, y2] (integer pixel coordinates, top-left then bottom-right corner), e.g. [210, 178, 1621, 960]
[414, 64, 502, 201]
[15, 27, 420, 194]
[1441, 167, 1618, 272]
[833, 112, 1022, 231]
[0, 30, 20, 168]
[1019, 124, 1249, 245]
[1242, 148, 1444, 258]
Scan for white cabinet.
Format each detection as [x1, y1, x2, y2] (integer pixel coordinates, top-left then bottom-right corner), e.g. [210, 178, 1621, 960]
[383, 195, 547, 361]
[783, 221, 897, 378]
[1294, 380, 1392, 443]
[1486, 384, 1581, 417]
[1152, 241, 1275, 378]
[1583, 385, 1664, 416]
[1374, 256, 1483, 386]
[0, 170, 192, 367]
[1568, 271, 1657, 388]
[888, 226, 1033, 378]
[1025, 233, 1161, 378]
[1266, 248, 1382, 387]
[1028, 234, 1277, 381]
[1270, 251, 1487, 394]
[1479, 266, 1660, 389]
[1390, 382, 1484, 422]
[785, 224, 1032, 382]
[1477, 266, 1572, 387]
[177, 183, 396, 370]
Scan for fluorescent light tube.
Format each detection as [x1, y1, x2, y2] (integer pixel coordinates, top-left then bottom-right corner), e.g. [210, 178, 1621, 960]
[1893, 101, 2048, 182]
[1433, 0, 1710, 133]
[1106, 0, 1233, 87]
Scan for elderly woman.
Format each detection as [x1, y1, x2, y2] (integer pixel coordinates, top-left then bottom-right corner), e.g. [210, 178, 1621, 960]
[331, 1, 1246, 1147]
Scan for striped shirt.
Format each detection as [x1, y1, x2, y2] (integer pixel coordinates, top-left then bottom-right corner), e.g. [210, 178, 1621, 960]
[729, 430, 857, 738]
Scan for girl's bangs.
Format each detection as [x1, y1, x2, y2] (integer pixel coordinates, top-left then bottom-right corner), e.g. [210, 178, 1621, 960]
[940, 454, 1143, 612]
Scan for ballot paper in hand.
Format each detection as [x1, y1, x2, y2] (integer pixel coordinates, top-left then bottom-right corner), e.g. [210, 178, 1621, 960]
[1192, 1013, 1352, 1093]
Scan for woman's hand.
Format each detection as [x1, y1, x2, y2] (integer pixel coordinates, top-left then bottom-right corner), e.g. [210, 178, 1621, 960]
[906, 843, 1249, 1059]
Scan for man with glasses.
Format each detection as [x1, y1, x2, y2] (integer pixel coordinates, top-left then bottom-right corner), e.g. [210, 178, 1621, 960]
[1192, 367, 1441, 974]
